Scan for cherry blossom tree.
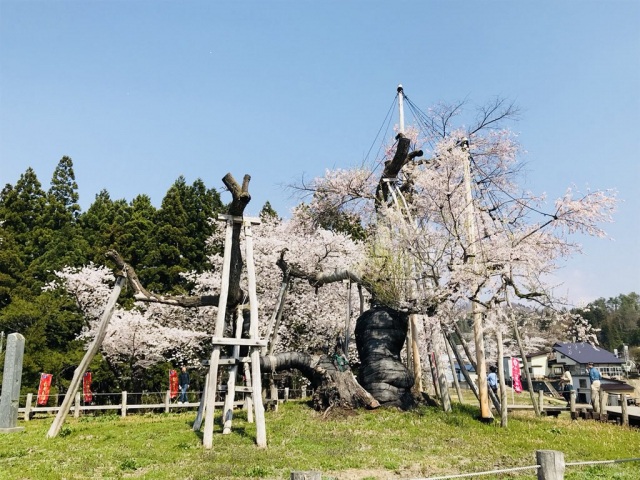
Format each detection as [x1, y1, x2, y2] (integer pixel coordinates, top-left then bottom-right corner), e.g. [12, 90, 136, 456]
[45, 264, 211, 384]
[48, 100, 616, 415]
[294, 97, 616, 416]
[50, 173, 382, 409]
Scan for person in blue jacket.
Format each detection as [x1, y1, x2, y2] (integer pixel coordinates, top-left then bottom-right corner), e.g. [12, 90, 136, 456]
[178, 366, 190, 404]
[587, 362, 602, 413]
[487, 365, 498, 395]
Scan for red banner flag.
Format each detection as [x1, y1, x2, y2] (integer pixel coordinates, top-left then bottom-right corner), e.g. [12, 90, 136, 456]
[37, 373, 53, 406]
[511, 357, 523, 393]
[169, 370, 178, 399]
[83, 371, 93, 403]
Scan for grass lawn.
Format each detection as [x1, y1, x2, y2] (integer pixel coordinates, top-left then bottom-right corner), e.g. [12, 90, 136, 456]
[0, 400, 638, 479]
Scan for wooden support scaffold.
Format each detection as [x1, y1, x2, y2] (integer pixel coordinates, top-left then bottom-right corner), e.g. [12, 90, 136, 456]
[200, 214, 267, 449]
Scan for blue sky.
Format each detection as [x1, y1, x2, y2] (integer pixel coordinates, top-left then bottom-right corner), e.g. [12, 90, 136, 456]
[1, 1, 639, 305]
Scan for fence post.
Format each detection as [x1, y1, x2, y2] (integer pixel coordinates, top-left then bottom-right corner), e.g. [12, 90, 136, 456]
[284, 387, 289, 402]
[121, 391, 127, 418]
[244, 396, 254, 423]
[270, 382, 278, 405]
[569, 390, 576, 419]
[165, 390, 171, 413]
[24, 393, 33, 421]
[599, 389, 607, 421]
[290, 471, 321, 480]
[74, 392, 81, 418]
[620, 394, 628, 426]
[538, 390, 544, 412]
[536, 450, 564, 480]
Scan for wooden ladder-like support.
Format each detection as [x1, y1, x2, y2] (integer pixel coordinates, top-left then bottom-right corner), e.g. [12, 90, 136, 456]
[201, 214, 267, 449]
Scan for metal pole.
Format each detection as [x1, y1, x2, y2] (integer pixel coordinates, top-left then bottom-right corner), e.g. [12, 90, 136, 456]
[397, 84, 405, 134]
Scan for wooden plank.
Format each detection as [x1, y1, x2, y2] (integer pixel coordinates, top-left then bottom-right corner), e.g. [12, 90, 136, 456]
[210, 338, 267, 347]
[543, 380, 564, 400]
[218, 357, 251, 365]
[217, 213, 261, 225]
[606, 405, 640, 420]
[19, 401, 242, 415]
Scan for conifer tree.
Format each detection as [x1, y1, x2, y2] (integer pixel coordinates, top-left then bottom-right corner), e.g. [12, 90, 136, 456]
[0, 169, 49, 292]
[47, 155, 81, 227]
[150, 180, 191, 292]
[259, 200, 279, 220]
[0, 223, 24, 308]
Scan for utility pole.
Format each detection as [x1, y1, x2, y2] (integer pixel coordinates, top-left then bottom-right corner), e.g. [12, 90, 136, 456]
[460, 139, 492, 421]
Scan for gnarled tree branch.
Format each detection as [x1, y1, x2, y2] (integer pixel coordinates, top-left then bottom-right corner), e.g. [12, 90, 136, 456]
[105, 249, 221, 307]
[275, 248, 370, 292]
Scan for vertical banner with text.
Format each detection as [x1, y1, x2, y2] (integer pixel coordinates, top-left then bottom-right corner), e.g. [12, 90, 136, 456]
[169, 370, 178, 399]
[83, 371, 93, 403]
[511, 357, 523, 393]
[37, 373, 53, 405]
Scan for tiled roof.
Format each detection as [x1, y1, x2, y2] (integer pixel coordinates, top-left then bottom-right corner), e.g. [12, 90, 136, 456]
[552, 342, 623, 364]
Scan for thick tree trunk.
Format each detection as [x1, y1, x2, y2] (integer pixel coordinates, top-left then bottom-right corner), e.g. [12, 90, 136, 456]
[272, 250, 421, 409]
[260, 352, 379, 411]
[375, 134, 423, 208]
[223, 173, 251, 306]
[260, 305, 422, 410]
[274, 251, 419, 409]
[355, 306, 417, 409]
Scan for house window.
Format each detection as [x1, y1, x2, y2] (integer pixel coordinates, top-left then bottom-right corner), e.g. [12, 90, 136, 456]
[579, 379, 587, 389]
[560, 355, 565, 359]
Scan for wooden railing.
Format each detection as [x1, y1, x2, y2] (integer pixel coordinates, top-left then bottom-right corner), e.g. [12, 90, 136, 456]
[18, 387, 306, 420]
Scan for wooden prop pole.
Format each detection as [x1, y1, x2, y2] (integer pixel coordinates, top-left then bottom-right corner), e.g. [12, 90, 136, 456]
[513, 318, 541, 416]
[203, 218, 234, 449]
[47, 275, 125, 438]
[244, 220, 267, 447]
[452, 323, 500, 412]
[443, 331, 463, 403]
[265, 274, 289, 356]
[222, 306, 244, 434]
[496, 328, 508, 427]
[445, 332, 479, 401]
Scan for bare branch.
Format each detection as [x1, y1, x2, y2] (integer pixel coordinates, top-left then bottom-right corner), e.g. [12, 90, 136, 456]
[468, 97, 520, 136]
[276, 248, 370, 293]
[105, 250, 221, 308]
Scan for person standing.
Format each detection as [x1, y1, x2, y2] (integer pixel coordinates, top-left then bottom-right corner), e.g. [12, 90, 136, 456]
[587, 362, 602, 413]
[178, 366, 190, 404]
[487, 365, 498, 395]
[559, 367, 573, 405]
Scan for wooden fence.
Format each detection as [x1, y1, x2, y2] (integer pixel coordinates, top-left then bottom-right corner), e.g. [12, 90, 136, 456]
[18, 387, 304, 420]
